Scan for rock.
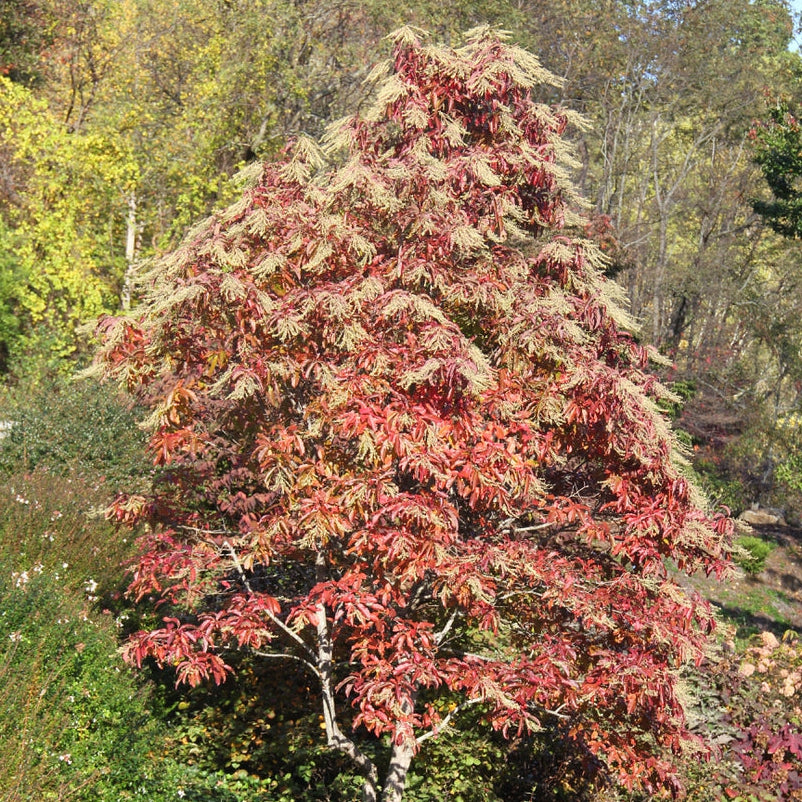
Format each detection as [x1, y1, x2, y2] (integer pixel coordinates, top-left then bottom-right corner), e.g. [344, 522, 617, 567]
[739, 508, 783, 526]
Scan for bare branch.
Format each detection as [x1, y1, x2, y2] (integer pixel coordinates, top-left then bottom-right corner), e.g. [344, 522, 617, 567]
[252, 649, 321, 678]
[416, 698, 483, 744]
[512, 523, 555, 533]
[541, 703, 570, 721]
[499, 517, 553, 534]
[178, 524, 239, 538]
[222, 540, 316, 660]
[434, 608, 459, 646]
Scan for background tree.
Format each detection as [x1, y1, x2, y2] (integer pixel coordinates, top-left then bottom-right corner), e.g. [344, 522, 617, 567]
[0, 74, 135, 370]
[0, 0, 53, 86]
[753, 101, 802, 240]
[95, 28, 733, 801]
[724, 98, 802, 505]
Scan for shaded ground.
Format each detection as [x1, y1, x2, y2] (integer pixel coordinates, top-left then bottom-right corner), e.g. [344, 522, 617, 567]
[682, 522, 802, 639]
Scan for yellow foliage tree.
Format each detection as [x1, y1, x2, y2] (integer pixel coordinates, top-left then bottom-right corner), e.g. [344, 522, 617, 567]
[0, 75, 136, 369]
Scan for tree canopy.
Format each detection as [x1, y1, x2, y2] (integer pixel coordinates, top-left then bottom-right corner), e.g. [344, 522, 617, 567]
[94, 27, 734, 801]
[753, 101, 802, 240]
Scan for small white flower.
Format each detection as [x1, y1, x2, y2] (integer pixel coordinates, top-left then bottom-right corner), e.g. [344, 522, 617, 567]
[8, 631, 21, 643]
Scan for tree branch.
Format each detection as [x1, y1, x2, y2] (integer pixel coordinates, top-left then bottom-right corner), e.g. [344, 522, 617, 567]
[499, 516, 553, 534]
[434, 608, 459, 646]
[540, 703, 570, 721]
[222, 540, 316, 661]
[251, 649, 321, 678]
[313, 550, 380, 802]
[416, 698, 483, 744]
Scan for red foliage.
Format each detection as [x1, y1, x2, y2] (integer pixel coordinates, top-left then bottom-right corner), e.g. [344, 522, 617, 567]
[95, 27, 734, 798]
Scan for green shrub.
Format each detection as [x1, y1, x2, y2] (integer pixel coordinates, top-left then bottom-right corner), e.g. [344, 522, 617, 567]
[0, 565, 160, 801]
[0, 375, 149, 490]
[733, 535, 775, 575]
[0, 469, 134, 595]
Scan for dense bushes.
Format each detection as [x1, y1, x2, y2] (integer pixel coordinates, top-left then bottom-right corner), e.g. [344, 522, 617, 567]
[690, 630, 802, 801]
[0, 376, 155, 800]
[0, 375, 149, 489]
[0, 566, 155, 801]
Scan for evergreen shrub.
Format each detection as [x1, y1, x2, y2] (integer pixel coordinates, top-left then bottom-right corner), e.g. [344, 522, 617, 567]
[733, 535, 775, 576]
[0, 375, 148, 490]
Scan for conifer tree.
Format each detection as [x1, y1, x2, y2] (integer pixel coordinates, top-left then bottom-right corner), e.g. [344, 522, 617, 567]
[94, 27, 734, 800]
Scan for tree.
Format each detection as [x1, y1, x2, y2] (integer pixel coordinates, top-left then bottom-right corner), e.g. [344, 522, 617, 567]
[0, 0, 53, 87]
[752, 101, 802, 240]
[726, 100, 802, 504]
[568, 0, 796, 351]
[93, 27, 734, 801]
[0, 74, 135, 371]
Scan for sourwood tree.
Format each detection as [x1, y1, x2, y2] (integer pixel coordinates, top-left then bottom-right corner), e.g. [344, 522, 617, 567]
[94, 27, 734, 801]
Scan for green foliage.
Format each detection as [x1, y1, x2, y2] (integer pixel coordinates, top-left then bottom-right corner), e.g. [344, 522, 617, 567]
[690, 456, 749, 513]
[0, 466, 135, 605]
[406, 727, 504, 802]
[733, 535, 776, 576]
[0, 460, 271, 802]
[151, 658, 374, 801]
[131, 758, 300, 802]
[0, 375, 149, 490]
[0, 566, 158, 801]
[0, 74, 134, 367]
[775, 450, 802, 493]
[0, 218, 25, 372]
[753, 102, 802, 239]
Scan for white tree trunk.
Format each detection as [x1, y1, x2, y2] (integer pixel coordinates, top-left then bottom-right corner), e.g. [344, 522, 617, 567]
[381, 740, 416, 802]
[314, 551, 380, 801]
[122, 192, 137, 310]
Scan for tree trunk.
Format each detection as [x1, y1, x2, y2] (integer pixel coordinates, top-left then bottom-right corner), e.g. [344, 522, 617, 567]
[122, 192, 137, 311]
[381, 740, 416, 802]
[314, 551, 380, 802]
